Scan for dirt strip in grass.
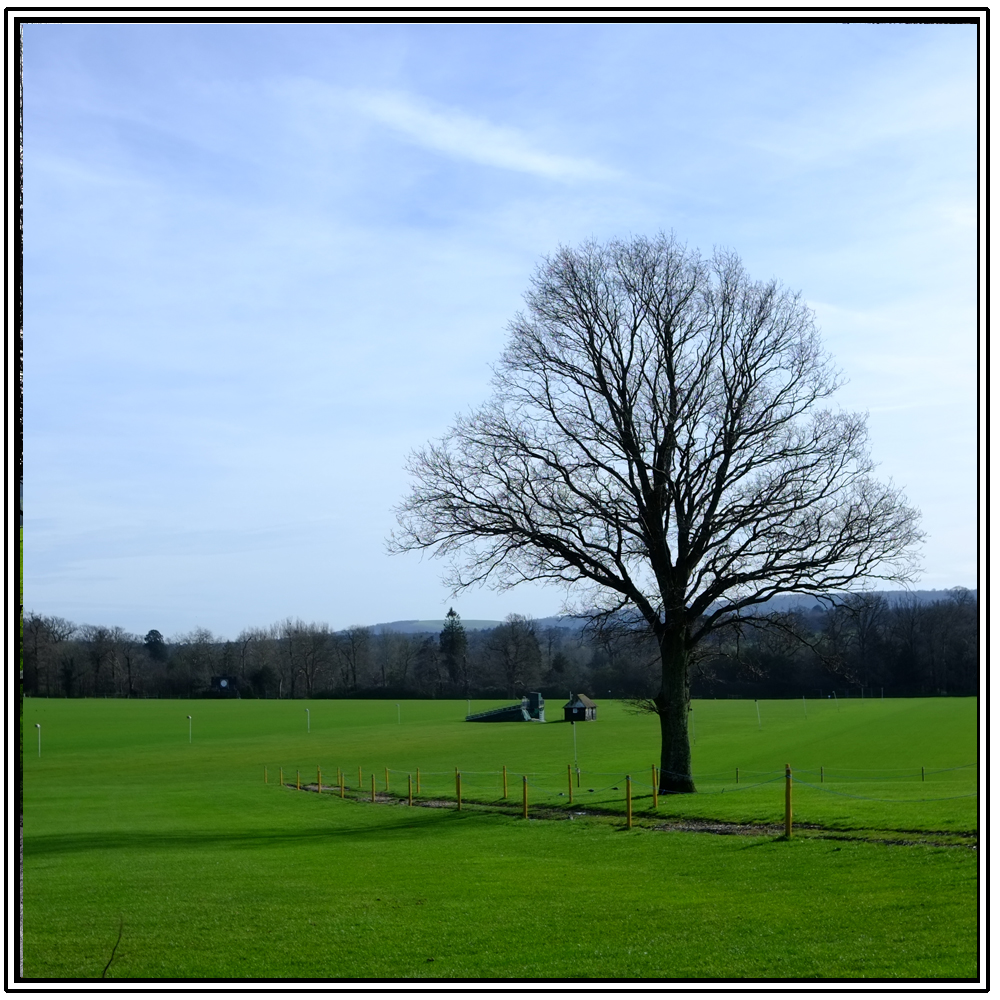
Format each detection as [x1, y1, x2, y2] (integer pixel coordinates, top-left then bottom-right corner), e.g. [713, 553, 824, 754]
[287, 782, 978, 849]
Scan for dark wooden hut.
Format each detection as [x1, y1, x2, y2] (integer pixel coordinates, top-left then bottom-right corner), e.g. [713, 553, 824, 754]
[563, 693, 597, 721]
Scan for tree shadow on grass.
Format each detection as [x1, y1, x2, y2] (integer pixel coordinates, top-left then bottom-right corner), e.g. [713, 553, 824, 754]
[23, 807, 481, 858]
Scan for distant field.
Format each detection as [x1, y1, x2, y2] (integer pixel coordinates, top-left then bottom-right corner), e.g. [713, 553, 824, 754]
[22, 697, 979, 981]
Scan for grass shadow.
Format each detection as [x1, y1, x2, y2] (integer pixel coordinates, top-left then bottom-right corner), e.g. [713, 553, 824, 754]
[24, 807, 483, 858]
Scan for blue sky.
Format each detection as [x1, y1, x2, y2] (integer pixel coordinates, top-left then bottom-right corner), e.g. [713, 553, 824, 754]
[22, 21, 979, 639]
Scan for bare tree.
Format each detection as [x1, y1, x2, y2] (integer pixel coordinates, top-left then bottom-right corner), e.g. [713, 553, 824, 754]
[81, 625, 114, 697]
[237, 626, 278, 697]
[297, 622, 333, 698]
[170, 628, 217, 697]
[485, 614, 542, 697]
[823, 593, 888, 691]
[108, 627, 142, 698]
[371, 629, 421, 689]
[387, 632, 421, 688]
[334, 626, 372, 691]
[393, 234, 922, 792]
[413, 635, 441, 695]
[23, 614, 75, 696]
[373, 629, 394, 688]
[275, 619, 295, 698]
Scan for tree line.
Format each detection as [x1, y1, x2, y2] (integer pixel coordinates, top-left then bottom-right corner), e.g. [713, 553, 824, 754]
[21, 591, 977, 702]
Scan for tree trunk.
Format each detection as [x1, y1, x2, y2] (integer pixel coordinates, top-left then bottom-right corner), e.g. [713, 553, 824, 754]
[656, 636, 695, 794]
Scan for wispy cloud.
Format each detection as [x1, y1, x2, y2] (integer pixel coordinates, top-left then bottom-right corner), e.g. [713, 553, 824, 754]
[296, 83, 617, 182]
[749, 65, 974, 166]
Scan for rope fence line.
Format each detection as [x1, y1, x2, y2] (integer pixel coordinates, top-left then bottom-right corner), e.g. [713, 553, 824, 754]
[791, 778, 978, 803]
[268, 765, 977, 783]
[265, 760, 977, 821]
[369, 763, 976, 780]
[263, 764, 980, 842]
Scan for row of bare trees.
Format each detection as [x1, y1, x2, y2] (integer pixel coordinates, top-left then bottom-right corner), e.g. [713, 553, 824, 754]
[21, 591, 977, 702]
[694, 588, 979, 698]
[19, 610, 624, 701]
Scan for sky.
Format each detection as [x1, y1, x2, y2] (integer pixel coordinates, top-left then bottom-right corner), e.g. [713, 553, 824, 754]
[21, 19, 980, 640]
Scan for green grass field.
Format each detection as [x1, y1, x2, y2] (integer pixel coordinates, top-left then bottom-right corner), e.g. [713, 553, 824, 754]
[21, 697, 979, 981]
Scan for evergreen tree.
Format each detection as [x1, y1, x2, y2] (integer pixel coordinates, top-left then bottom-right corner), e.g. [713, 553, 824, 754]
[144, 629, 168, 663]
[439, 608, 468, 690]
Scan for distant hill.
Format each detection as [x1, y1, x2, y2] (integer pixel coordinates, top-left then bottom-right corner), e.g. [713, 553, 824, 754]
[372, 619, 502, 634]
[726, 589, 977, 614]
[371, 592, 974, 634]
[372, 615, 589, 634]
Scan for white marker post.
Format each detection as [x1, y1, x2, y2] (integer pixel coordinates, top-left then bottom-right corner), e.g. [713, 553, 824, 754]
[305, 708, 310, 734]
[187, 715, 192, 743]
[35, 723, 40, 758]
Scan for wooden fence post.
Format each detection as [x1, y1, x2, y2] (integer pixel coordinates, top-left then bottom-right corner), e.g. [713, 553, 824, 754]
[416, 767, 421, 794]
[408, 773, 413, 806]
[340, 770, 345, 798]
[358, 766, 362, 789]
[736, 767, 739, 784]
[371, 773, 376, 802]
[296, 770, 300, 791]
[317, 767, 322, 794]
[651, 765, 658, 809]
[279, 767, 283, 787]
[784, 764, 792, 838]
[385, 767, 389, 792]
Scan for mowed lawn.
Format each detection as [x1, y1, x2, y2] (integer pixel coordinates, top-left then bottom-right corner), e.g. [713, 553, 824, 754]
[21, 697, 979, 981]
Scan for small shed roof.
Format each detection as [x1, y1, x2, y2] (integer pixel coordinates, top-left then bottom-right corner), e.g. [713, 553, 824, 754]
[563, 693, 597, 708]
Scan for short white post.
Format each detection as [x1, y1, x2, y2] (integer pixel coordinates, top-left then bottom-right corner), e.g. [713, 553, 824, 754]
[784, 764, 793, 838]
[35, 723, 41, 758]
[305, 708, 310, 733]
[187, 715, 192, 743]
